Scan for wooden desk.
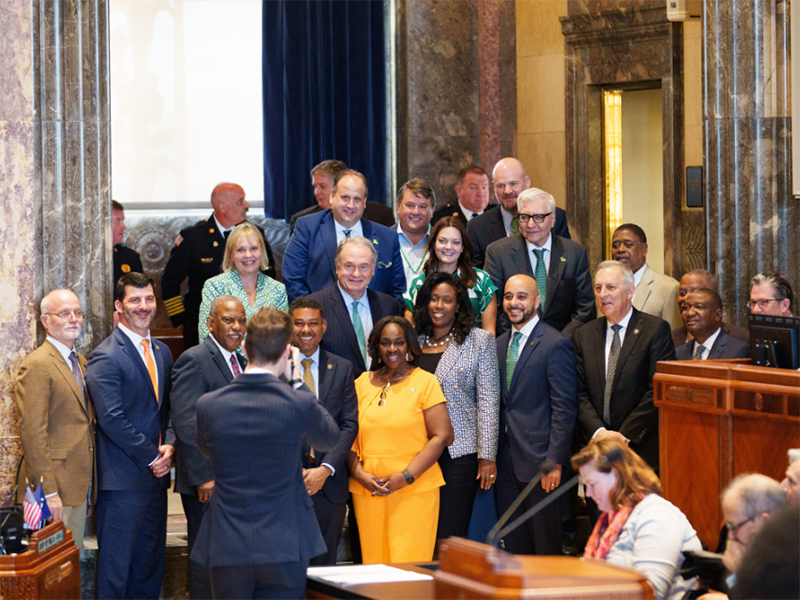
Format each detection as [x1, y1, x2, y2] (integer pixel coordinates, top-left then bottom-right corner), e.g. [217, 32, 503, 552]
[654, 359, 800, 548]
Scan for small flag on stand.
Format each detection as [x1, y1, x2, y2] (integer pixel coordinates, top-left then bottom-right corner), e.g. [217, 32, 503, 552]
[34, 483, 52, 528]
[23, 486, 42, 529]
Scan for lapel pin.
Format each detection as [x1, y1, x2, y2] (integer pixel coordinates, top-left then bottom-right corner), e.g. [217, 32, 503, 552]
[560, 257, 566, 262]
[634, 329, 640, 335]
[213, 241, 218, 247]
[411, 387, 415, 393]
[372, 239, 379, 245]
[327, 364, 332, 370]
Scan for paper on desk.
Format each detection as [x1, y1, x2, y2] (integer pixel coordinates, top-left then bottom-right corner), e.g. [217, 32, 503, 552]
[307, 564, 433, 584]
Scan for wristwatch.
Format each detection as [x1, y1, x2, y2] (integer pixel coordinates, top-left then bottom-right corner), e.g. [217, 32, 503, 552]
[402, 469, 415, 485]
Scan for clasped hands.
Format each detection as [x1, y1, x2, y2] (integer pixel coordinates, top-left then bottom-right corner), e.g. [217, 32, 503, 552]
[151, 444, 174, 478]
[357, 471, 408, 496]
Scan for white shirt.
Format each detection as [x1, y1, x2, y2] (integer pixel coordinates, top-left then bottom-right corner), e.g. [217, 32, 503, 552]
[117, 323, 159, 391]
[334, 219, 364, 245]
[396, 223, 429, 291]
[47, 336, 78, 368]
[508, 315, 540, 352]
[298, 347, 321, 398]
[691, 327, 721, 360]
[633, 264, 647, 290]
[458, 200, 484, 221]
[604, 307, 634, 370]
[501, 206, 515, 236]
[339, 284, 373, 370]
[526, 233, 552, 278]
[213, 214, 234, 239]
[209, 334, 241, 377]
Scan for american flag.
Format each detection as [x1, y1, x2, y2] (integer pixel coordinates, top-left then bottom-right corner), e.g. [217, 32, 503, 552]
[23, 486, 42, 529]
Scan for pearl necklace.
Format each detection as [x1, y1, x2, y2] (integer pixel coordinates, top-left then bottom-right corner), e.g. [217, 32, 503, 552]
[423, 331, 453, 348]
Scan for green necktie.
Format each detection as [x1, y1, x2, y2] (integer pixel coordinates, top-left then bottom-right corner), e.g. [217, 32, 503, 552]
[506, 331, 522, 390]
[532, 248, 548, 309]
[344, 229, 352, 238]
[511, 216, 520, 235]
[351, 301, 367, 365]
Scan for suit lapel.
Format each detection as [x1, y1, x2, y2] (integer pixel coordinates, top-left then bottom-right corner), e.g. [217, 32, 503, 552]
[153, 339, 167, 406]
[708, 329, 727, 360]
[544, 236, 566, 315]
[490, 208, 507, 242]
[45, 341, 88, 416]
[510, 321, 543, 392]
[497, 331, 509, 397]
[331, 288, 365, 372]
[320, 212, 338, 281]
[435, 337, 463, 380]
[317, 349, 334, 402]
[633, 266, 654, 310]
[611, 311, 643, 394]
[510, 235, 533, 276]
[592, 319, 609, 390]
[117, 329, 158, 403]
[205, 336, 234, 383]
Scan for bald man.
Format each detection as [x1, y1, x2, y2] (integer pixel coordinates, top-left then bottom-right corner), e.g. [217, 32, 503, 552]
[468, 158, 569, 268]
[161, 182, 277, 349]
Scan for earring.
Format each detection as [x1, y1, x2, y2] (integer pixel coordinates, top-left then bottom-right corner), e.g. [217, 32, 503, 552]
[406, 353, 411, 362]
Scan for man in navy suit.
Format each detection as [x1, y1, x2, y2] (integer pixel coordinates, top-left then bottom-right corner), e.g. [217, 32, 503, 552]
[496, 275, 577, 555]
[193, 307, 339, 599]
[484, 187, 594, 338]
[572, 261, 675, 472]
[310, 237, 403, 378]
[86, 273, 175, 599]
[468, 157, 570, 269]
[290, 297, 358, 565]
[171, 295, 247, 598]
[675, 289, 750, 360]
[282, 169, 406, 303]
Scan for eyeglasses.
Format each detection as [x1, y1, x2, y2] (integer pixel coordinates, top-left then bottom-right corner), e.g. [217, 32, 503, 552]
[725, 515, 755, 540]
[45, 310, 86, 320]
[517, 212, 552, 224]
[747, 298, 782, 310]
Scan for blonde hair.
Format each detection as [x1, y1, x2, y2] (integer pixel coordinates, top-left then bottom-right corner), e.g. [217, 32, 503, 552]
[572, 438, 662, 511]
[222, 223, 270, 272]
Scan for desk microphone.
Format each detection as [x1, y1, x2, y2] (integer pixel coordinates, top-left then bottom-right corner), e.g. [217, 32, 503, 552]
[487, 448, 623, 548]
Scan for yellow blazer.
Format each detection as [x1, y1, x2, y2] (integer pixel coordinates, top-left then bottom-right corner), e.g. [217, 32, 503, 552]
[15, 340, 96, 506]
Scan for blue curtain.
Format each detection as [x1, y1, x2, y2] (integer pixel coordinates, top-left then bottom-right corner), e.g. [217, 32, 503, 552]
[262, 0, 386, 220]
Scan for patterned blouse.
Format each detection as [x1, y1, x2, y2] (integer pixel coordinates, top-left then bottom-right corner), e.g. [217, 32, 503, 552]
[198, 269, 289, 345]
[403, 268, 498, 326]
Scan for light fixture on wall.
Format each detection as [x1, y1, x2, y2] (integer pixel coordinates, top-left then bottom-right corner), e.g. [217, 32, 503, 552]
[603, 90, 623, 260]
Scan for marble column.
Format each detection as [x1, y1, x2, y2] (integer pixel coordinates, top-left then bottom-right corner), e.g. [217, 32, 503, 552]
[395, 0, 515, 205]
[704, 0, 798, 324]
[0, 0, 112, 506]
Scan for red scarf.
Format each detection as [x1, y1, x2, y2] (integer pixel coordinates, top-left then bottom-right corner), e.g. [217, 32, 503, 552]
[583, 502, 636, 560]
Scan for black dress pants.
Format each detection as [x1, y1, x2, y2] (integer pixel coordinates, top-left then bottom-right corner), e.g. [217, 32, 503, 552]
[437, 451, 479, 539]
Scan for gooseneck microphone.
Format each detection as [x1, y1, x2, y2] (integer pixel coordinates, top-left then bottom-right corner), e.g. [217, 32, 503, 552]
[487, 448, 624, 548]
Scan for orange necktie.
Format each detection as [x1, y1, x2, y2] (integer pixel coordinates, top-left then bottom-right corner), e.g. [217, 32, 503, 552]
[141, 339, 159, 403]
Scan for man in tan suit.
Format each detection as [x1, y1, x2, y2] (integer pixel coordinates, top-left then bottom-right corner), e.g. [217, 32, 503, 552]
[612, 224, 682, 330]
[15, 289, 95, 548]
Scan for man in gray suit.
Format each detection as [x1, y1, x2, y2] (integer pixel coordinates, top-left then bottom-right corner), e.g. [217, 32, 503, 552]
[484, 187, 594, 338]
[675, 289, 750, 360]
[289, 297, 358, 565]
[171, 295, 247, 598]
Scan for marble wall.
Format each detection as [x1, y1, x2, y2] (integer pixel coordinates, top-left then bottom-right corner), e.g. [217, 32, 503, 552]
[0, 0, 113, 506]
[395, 0, 516, 205]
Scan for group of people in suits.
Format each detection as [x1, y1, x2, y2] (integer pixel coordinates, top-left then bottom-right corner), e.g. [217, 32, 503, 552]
[13, 151, 798, 599]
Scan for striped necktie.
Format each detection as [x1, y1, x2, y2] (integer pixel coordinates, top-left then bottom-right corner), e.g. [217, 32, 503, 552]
[506, 331, 522, 390]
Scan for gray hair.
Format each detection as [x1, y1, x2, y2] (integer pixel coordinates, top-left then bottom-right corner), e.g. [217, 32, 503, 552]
[788, 449, 800, 465]
[596, 260, 635, 289]
[517, 187, 555, 214]
[723, 474, 787, 519]
[750, 271, 794, 306]
[335, 236, 377, 266]
[209, 295, 244, 318]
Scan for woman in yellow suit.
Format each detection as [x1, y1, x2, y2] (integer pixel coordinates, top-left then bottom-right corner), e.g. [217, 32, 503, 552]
[347, 315, 454, 563]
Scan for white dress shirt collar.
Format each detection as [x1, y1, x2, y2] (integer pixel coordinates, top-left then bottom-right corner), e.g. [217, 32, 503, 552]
[633, 264, 648, 289]
[500, 206, 515, 236]
[47, 336, 76, 364]
[509, 314, 540, 349]
[334, 219, 364, 244]
[209, 333, 240, 376]
[693, 327, 721, 359]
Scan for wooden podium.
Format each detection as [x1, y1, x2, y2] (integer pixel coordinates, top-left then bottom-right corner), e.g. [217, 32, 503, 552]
[0, 521, 81, 599]
[654, 359, 800, 548]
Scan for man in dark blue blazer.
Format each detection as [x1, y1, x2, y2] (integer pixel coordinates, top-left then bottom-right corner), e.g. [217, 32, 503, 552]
[310, 237, 403, 379]
[484, 187, 594, 338]
[171, 295, 247, 599]
[282, 169, 406, 303]
[573, 261, 676, 473]
[675, 289, 750, 360]
[193, 307, 339, 599]
[467, 157, 570, 269]
[496, 275, 578, 555]
[86, 273, 175, 599]
[289, 297, 358, 565]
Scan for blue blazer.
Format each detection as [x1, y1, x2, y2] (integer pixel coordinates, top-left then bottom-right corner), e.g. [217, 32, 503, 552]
[310, 283, 403, 378]
[170, 335, 245, 496]
[675, 328, 750, 360]
[86, 327, 174, 491]
[192, 373, 339, 567]
[497, 320, 577, 482]
[306, 349, 358, 505]
[282, 209, 406, 303]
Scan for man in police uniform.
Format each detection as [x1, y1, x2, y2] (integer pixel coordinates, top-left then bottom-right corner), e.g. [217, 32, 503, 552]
[161, 183, 277, 349]
[112, 200, 143, 286]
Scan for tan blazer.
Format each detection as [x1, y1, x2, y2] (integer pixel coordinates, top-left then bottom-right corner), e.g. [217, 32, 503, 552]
[633, 265, 683, 331]
[15, 340, 96, 506]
